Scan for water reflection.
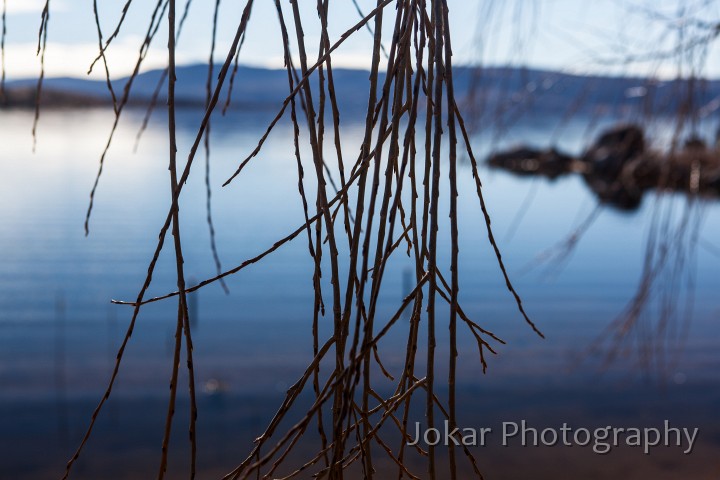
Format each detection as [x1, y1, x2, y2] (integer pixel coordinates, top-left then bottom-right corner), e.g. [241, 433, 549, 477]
[54, 292, 69, 444]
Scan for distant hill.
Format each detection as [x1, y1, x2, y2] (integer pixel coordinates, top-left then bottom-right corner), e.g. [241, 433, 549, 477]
[3, 64, 719, 117]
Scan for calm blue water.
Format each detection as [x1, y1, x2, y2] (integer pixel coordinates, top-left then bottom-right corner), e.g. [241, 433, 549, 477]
[1, 108, 719, 478]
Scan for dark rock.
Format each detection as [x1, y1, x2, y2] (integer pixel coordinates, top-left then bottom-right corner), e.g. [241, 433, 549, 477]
[623, 154, 662, 191]
[581, 124, 645, 178]
[487, 146, 574, 179]
[486, 122, 720, 210]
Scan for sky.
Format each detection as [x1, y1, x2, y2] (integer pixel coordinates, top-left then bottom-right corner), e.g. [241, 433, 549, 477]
[2, 0, 720, 81]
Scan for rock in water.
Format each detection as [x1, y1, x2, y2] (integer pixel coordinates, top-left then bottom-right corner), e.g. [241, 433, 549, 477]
[487, 146, 575, 179]
[581, 124, 645, 178]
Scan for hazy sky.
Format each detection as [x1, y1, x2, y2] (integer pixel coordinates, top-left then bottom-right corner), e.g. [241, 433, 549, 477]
[3, 0, 720, 80]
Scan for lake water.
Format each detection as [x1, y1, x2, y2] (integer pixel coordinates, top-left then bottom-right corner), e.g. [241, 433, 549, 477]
[1, 107, 719, 479]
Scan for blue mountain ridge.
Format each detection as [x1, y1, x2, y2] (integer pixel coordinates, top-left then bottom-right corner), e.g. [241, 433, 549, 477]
[4, 64, 719, 115]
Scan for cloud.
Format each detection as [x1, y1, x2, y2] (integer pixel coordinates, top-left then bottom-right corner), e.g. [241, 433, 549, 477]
[5, 0, 66, 15]
[1, 39, 183, 80]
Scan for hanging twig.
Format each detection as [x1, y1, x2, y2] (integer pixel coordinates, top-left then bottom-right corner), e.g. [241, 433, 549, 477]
[32, 0, 50, 151]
